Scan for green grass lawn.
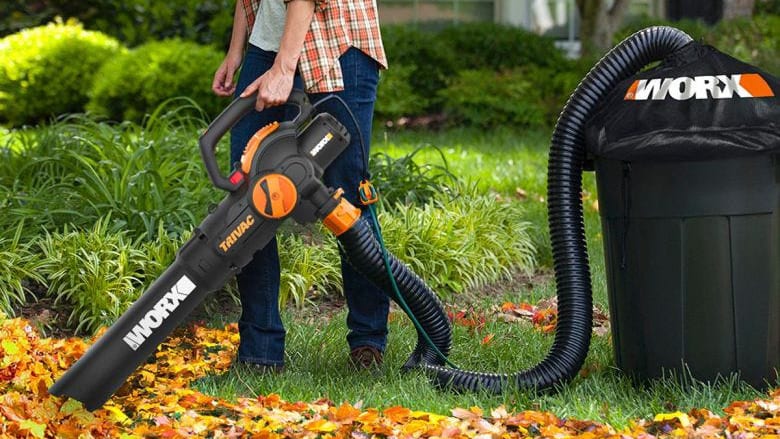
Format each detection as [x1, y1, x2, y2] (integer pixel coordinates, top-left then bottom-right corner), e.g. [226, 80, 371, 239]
[192, 126, 766, 429]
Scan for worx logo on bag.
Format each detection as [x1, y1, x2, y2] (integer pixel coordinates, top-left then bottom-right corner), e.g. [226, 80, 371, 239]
[624, 73, 774, 101]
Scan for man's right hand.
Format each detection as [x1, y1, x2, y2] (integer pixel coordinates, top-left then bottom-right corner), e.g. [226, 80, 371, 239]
[212, 52, 243, 97]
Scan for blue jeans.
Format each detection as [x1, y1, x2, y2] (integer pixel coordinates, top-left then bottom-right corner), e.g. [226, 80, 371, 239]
[230, 44, 390, 367]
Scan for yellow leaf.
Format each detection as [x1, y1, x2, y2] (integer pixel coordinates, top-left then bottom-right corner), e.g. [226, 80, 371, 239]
[653, 411, 691, 428]
[304, 419, 339, 432]
[19, 419, 46, 438]
[104, 404, 132, 425]
[411, 410, 447, 423]
[2, 339, 19, 356]
[402, 419, 434, 436]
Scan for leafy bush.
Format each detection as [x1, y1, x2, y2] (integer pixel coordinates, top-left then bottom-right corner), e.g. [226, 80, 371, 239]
[272, 192, 537, 303]
[37, 217, 147, 334]
[380, 25, 457, 112]
[278, 232, 340, 308]
[0, 224, 46, 316]
[439, 69, 546, 128]
[378, 192, 537, 295]
[0, 20, 123, 126]
[2, 106, 219, 241]
[711, 14, 780, 74]
[436, 22, 568, 71]
[88, 39, 224, 121]
[0, 0, 235, 47]
[139, 224, 191, 286]
[756, 0, 780, 14]
[370, 145, 459, 206]
[375, 64, 430, 121]
[616, 15, 779, 75]
[524, 65, 585, 125]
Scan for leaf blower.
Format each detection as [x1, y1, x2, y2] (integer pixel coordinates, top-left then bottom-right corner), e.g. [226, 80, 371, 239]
[49, 90, 452, 411]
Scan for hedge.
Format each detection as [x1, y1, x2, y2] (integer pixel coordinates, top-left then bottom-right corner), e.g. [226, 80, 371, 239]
[88, 39, 225, 122]
[0, 20, 123, 126]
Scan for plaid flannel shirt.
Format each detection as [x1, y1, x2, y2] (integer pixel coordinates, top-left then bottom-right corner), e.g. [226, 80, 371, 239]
[240, 0, 387, 93]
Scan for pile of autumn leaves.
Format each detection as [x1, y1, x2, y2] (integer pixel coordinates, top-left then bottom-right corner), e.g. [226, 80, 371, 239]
[2, 314, 780, 438]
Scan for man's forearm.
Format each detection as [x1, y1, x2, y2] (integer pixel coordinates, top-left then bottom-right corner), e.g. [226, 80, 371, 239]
[275, 0, 316, 75]
[228, 0, 249, 57]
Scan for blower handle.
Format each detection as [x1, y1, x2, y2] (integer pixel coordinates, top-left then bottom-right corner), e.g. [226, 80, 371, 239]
[199, 89, 312, 192]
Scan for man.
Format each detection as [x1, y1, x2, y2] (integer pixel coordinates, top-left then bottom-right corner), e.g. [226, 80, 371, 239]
[212, 0, 390, 371]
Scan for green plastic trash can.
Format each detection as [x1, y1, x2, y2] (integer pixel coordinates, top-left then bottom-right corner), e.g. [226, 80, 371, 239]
[585, 42, 780, 387]
[595, 155, 780, 387]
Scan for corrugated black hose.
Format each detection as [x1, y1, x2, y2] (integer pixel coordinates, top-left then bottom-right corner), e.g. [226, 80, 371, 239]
[337, 216, 452, 369]
[420, 26, 694, 393]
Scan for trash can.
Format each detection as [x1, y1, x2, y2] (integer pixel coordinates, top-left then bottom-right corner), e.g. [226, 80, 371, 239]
[585, 42, 780, 388]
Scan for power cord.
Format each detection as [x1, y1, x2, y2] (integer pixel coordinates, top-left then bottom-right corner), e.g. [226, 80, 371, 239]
[311, 94, 458, 369]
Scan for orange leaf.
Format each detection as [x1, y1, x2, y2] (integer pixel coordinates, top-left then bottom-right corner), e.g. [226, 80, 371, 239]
[384, 405, 411, 423]
[330, 403, 361, 423]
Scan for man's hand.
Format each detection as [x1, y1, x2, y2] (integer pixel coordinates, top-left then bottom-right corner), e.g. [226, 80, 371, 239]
[240, 62, 295, 111]
[212, 52, 243, 97]
[239, 0, 314, 111]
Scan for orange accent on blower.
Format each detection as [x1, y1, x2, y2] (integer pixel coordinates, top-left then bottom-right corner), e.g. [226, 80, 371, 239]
[323, 198, 361, 236]
[252, 174, 298, 219]
[241, 122, 280, 174]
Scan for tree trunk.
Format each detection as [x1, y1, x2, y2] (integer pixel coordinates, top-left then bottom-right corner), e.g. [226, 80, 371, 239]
[576, 0, 631, 58]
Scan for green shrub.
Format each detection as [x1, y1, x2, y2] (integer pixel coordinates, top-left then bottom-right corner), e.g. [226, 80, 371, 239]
[0, 0, 235, 47]
[524, 65, 585, 125]
[439, 69, 546, 128]
[0, 224, 46, 316]
[37, 217, 147, 334]
[616, 15, 779, 75]
[380, 25, 457, 112]
[0, 20, 123, 126]
[436, 22, 568, 71]
[139, 224, 191, 286]
[370, 144, 459, 206]
[88, 39, 224, 121]
[710, 15, 780, 74]
[269, 192, 537, 303]
[378, 193, 537, 295]
[3, 106, 219, 242]
[278, 231, 340, 308]
[756, 0, 780, 14]
[375, 64, 430, 121]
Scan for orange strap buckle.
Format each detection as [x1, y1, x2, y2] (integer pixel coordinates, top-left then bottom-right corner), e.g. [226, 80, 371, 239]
[358, 180, 379, 205]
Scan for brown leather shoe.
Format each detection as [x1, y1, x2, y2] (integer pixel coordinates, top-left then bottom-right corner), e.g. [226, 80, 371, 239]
[350, 346, 383, 369]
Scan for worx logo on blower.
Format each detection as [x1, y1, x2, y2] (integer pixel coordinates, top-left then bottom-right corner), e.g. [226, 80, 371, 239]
[123, 275, 197, 351]
[624, 73, 774, 100]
